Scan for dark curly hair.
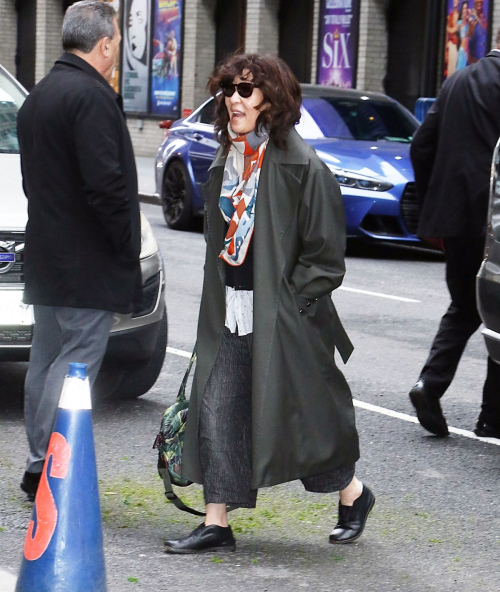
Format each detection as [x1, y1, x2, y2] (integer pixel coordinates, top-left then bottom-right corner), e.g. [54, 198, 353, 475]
[208, 54, 302, 152]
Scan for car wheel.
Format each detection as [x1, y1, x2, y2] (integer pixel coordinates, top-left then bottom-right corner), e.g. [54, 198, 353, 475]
[94, 307, 168, 400]
[161, 161, 194, 230]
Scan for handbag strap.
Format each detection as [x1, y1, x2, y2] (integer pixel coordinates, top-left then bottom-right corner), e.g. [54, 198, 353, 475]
[160, 345, 236, 516]
[177, 346, 197, 403]
[159, 344, 205, 517]
[158, 465, 206, 517]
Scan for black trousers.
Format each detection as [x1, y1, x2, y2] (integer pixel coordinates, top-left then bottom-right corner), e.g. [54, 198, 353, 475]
[420, 237, 500, 426]
[199, 328, 355, 508]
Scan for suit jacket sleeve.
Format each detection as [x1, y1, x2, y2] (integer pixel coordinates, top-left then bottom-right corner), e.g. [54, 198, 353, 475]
[290, 164, 346, 301]
[410, 100, 440, 209]
[72, 87, 135, 256]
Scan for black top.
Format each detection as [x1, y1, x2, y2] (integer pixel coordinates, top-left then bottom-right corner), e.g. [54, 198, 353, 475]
[224, 223, 254, 290]
[411, 51, 500, 238]
[17, 53, 142, 313]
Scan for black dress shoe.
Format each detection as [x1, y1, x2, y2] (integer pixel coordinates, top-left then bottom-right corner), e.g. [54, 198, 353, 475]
[474, 421, 500, 439]
[164, 523, 236, 554]
[20, 471, 42, 502]
[329, 485, 375, 544]
[409, 380, 449, 437]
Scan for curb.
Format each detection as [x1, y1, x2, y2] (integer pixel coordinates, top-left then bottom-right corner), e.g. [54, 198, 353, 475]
[0, 568, 17, 592]
[139, 192, 161, 206]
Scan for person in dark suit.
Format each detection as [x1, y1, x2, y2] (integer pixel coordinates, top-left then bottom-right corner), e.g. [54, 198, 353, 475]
[17, 0, 141, 500]
[409, 31, 500, 439]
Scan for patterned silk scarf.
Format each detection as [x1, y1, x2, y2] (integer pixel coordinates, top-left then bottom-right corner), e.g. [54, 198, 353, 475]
[219, 124, 269, 266]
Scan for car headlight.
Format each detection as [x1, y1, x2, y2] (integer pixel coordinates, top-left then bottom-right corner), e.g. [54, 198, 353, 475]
[326, 164, 393, 192]
[140, 212, 159, 259]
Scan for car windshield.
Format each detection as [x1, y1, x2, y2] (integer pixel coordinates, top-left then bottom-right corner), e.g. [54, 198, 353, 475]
[0, 69, 26, 154]
[298, 96, 417, 143]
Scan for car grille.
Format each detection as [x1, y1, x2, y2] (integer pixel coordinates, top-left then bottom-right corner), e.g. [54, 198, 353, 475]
[360, 214, 405, 237]
[0, 326, 32, 345]
[400, 183, 420, 235]
[0, 232, 25, 284]
[132, 271, 161, 318]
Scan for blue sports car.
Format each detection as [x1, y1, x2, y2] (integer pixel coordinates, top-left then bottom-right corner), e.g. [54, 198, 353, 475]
[154, 84, 420, 242]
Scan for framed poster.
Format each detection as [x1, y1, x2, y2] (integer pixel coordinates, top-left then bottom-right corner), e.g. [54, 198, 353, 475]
[317, 0, 360, 88]
[122, 0, 152, 113]
[104, 0, 122, 93]
[150, 0, 183, 117]
[443, 0, 492, 80]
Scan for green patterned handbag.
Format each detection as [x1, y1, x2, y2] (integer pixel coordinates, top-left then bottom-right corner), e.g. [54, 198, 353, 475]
[153, 348, 205, 516]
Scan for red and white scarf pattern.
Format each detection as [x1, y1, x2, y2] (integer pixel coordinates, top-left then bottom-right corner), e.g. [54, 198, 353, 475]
[219, 125, 269, 266]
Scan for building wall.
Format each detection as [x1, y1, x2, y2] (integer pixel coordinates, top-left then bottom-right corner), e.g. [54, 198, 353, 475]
[7, 0, 500, 157]
[245, 0, 280, 55]
[35, 0, 64, 83]
[493, 2, 500, 45]
[310, 0, 321, 83]
[127, 118, 165, 160]
[356, 0, 390, 92]
[0, 0, 17, 75]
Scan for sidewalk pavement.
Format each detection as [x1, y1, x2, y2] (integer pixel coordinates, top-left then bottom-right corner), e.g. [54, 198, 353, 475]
[0, 568, 17, 592]
[136, 156, 158, 201]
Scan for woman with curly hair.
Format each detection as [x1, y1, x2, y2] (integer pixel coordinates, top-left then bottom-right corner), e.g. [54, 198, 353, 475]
[164, 54, 375, 554]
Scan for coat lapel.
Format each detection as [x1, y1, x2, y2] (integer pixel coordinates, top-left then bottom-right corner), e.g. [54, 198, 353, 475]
[205, 152, 226, 286]
[255, 128, 310, 240]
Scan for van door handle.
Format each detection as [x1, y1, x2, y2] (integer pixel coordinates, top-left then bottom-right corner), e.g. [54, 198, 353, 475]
[193, 133, 203, 141]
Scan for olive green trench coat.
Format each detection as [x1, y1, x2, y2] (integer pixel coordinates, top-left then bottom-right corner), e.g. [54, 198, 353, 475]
[182, 128, 360, 490]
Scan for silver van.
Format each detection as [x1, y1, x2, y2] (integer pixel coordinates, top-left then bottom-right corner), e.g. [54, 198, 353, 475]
[477, 139, 500, 365]
[0, 64, 167, 399]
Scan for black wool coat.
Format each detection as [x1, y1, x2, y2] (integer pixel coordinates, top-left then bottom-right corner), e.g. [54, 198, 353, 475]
[182, 128, 360, 490]
[17, 53, 141, 314]
[411, 51, 500, 238]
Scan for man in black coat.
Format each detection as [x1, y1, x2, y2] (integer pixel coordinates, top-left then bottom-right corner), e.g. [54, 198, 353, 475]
[409, 36, 500, 439]
[17, 0, 141, 499]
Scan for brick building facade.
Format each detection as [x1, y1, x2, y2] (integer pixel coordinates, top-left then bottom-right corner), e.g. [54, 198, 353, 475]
[1, 0, 500, 156]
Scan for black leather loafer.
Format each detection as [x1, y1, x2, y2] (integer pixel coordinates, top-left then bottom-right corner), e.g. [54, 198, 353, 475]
[409, 380, 449, 437]
[20, 471, 42, 502]
[474, 421, 500, 439]
[329, 485, 375, 544]
[164, 523, 236, 554]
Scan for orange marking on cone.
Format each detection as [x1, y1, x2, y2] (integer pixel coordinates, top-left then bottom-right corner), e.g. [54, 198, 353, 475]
[24, 433, 71, 561]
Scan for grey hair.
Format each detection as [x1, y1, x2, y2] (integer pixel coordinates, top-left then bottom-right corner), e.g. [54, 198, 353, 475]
[63, 1, 116, 54]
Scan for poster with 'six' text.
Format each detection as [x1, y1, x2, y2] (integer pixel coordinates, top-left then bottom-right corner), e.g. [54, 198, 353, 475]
[317, 0, 360, 88]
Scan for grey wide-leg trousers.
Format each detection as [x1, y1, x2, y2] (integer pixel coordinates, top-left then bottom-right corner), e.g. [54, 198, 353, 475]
[199, 328, 355, 508]
[24, 305, 113, 473]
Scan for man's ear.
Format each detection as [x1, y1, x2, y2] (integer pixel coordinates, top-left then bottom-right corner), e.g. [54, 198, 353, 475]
[101, 36, 111, 58]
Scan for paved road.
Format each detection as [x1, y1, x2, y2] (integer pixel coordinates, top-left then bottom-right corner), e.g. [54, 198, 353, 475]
[1, 197, 499, 591]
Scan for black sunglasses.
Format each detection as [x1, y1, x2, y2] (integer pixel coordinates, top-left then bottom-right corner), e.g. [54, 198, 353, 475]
[220, 81, 256, 99]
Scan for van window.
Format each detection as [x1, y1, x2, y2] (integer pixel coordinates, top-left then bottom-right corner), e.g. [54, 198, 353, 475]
[0, 70, 26, 154]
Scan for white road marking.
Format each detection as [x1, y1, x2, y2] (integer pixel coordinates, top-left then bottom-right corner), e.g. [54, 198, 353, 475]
[166, 346, 192, 359]
[0, 569, 16, 592]
[166, 346, 500, 447]
[339, 286, 420, 303]
[353, 399, 500, 446]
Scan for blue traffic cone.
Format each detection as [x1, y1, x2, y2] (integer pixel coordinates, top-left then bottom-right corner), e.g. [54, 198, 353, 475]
[16, 363, 107, 592]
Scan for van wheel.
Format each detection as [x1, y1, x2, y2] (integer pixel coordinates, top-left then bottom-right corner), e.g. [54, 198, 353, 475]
[94, 308, 168, 400]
